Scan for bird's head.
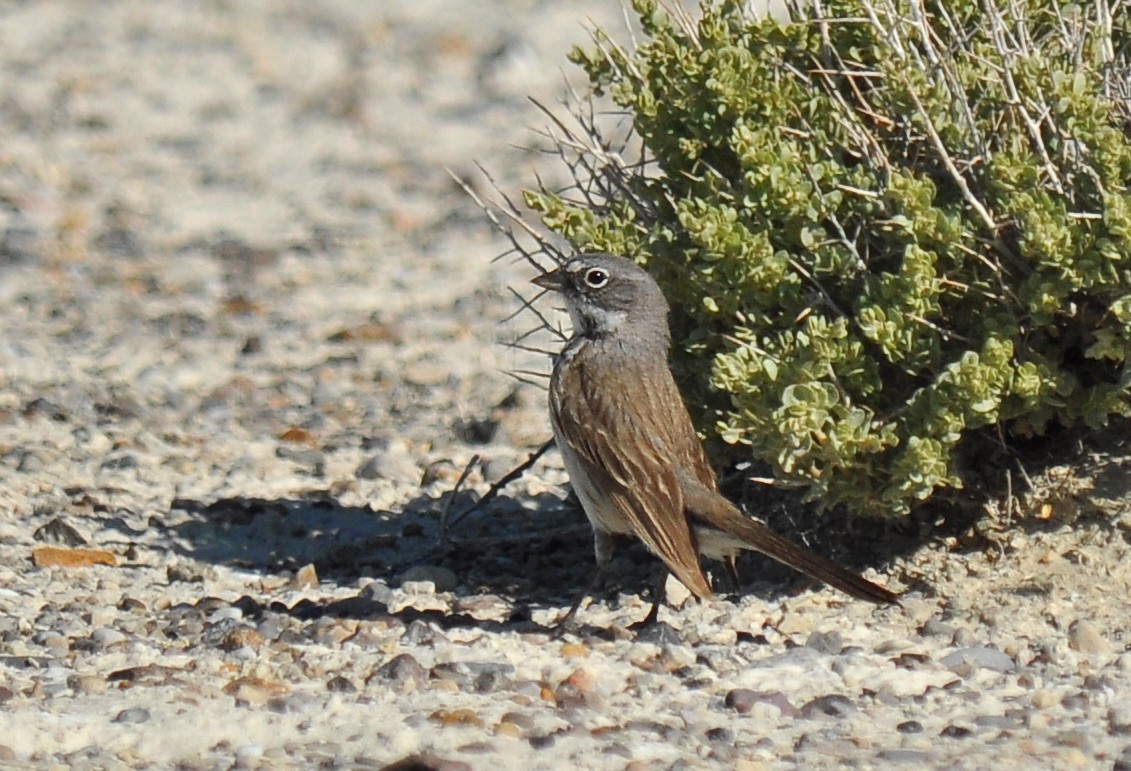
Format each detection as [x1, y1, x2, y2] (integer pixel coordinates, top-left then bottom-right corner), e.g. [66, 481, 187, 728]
[531, 253, 670, 344]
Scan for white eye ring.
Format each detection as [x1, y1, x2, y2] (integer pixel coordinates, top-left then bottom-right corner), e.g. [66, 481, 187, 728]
[583, 267, 609, 288]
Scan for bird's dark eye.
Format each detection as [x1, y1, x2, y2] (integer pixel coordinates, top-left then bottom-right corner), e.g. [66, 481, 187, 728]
[583, 268, 609, 289]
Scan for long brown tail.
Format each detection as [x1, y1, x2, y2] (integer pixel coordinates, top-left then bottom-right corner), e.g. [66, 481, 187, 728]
[678, 473, 900, 605]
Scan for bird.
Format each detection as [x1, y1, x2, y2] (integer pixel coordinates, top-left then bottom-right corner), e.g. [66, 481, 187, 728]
[532, 253, 899, 627]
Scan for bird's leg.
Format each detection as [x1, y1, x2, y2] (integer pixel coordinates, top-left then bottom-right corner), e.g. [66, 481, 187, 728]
[630, 569, 667, 629]
[723, 555, 743, 595]
[551, 530, 616, 636]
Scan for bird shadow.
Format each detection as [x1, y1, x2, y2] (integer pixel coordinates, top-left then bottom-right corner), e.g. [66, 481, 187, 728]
[155, 486, 666, 636]
[152, 472, 924, 639]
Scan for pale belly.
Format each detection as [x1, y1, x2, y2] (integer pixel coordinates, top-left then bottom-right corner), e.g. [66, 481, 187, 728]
[551, 422, 633, 538]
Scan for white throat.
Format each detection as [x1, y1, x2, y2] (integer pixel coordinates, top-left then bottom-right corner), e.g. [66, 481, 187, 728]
[567, 303, 627, 337]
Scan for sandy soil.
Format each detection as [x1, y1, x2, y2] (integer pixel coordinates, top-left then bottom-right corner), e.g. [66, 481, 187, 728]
[1, 1, 1130, 769]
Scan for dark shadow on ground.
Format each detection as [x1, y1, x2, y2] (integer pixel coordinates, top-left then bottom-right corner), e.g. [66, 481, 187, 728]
[162, 486, 667, 628]
[156, 418, 1131, 634]
[161, 486, 915, 633]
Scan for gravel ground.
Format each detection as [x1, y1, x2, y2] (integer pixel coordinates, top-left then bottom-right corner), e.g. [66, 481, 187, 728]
[2, 2, 1131, 769]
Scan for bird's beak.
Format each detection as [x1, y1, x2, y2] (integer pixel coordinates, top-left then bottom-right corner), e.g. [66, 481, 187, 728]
[531, 269, 566, 291]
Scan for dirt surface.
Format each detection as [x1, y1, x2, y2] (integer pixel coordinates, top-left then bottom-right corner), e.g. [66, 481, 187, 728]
[2, 2, 1131, 769]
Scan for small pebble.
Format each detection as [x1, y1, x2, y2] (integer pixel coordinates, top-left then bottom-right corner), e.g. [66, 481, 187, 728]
[1067, 620, 1111, 655]
[166, 564, 205, 584]
[31, 518, 88, 546]
[563, 667, 595, 695]
[663, 573, 692, 608]
[725, 688, 759, 714]
[401, 565, 458, 593]
[657, 644, 695, 672]
[326, 675, 357, 693]
[876, 750, 931, 763]
[939, 724, 973, 738]
[724, 689, 798, 717]
[950, 628, 976, 646]
[560, 642, 588, 659]
[974, 713, 1022, 729]
[290, 564, 319, 590]
[234, 744, 264, 768]
[68, 675, 108, 696]
[1109, 703, 1131, 735]
[634, 621, 681, 646]
[405, 620, 443, 645]
[800, 694, 856, 719]
[920, 617, 955, 638]
[494, 721, 524, 738]
[705, 727, 734, 742]
[940, 646, 1015, 673]
[91, 628, 127, 649]
[805, 630, 844, 655]
[371, 653, 427, 690]
[401, 580, 437, 595]
[113, 707, 151, 724]
[360, 581, 396, 605]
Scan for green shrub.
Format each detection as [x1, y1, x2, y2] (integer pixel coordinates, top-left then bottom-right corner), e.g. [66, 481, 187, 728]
[523, 0, 1131, 518]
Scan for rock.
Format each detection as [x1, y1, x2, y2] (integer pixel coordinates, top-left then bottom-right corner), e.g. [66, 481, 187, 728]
[400, 580, 436, 595]
[663, 573, 692, 608]
[67, 675, 107, 696]
[563, 667, 595, 695]
[633, 621, 682, 646]
[920, 617, 955, 638]
[800, 694, 856, 719]
[100, 453, 138, 470]
[326, 675, 357, 693]
[219, 627, 265, 652]
[0, 222, 42, 263]
[360, 581, 396, 605]
[705, 727, 734, 743]
[371, 653, 427, 690]
[805, 630, 844, 655]
[940, 724, 973, 738]
[32, 518, 87, 546]
[1068, 620, 1111, 655]
[725, 689, 798, 716]
[560, 642, 589, 659]
[32, 547, 116, 568]
[876, 750, 932, 763]
[166, 563, 205, 583]
[354, 447, 421, 484]
[940, 646, 1015, 674]
[222, 677, 289, 706]
[453, 416, 498, 444]
[90, 628, 127, 649]
[776, 611, 816, 637]
[382, 754, 471, 771]
[724, 688, 758, 714]
[400, 565, 458, 593]
[113, 707, 151, 724]
[1109, 703, 1131, 735]
[290, 563, 319, 590]
[951, 628, 976, 646]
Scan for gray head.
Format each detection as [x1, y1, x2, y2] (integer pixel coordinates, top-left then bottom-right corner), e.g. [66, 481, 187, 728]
[531, 253, 671, 347]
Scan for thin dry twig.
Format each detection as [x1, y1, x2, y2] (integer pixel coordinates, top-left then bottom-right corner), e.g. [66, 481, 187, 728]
[439, 454, 481, 542]
[442, 440, 556, 539]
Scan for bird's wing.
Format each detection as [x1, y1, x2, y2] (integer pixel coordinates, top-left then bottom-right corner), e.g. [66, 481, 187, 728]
[553, 353, 713, 600]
